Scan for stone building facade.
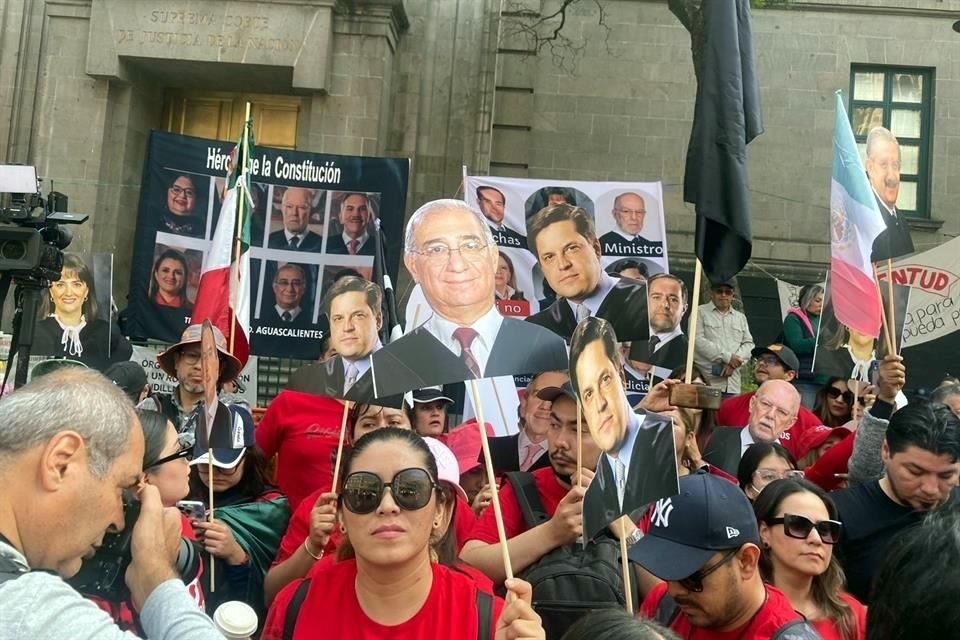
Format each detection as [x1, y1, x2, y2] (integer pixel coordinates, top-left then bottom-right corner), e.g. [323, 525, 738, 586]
[1, 0, 958, 323]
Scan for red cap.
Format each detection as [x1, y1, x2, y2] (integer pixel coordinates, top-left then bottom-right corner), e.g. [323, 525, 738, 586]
[444, 420, 494, 474]
[796, 424, 852, 460]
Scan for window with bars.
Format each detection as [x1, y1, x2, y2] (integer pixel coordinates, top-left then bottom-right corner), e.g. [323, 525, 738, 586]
[849, 66, 933, 217]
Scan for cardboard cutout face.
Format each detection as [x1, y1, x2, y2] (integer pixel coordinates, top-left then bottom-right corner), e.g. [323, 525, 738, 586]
[368, 199, 569, 398]
[570, 317, 679, 541]
[627, 273, 690, 381]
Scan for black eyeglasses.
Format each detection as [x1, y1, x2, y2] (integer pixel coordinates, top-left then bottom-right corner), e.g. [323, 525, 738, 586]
[341, 468, 440, 515]
[825, 387, 854, 405]
[767, 513, 842, 545]
[147, 442, 194, 469]
[677, 548, 739, 593]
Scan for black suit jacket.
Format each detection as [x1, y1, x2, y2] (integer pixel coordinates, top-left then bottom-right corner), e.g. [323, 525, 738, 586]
[487, 433, 552, 476]
[629, 333, 689, 375]
[369, 317, 568, 398]
[525, 276, 649, 342]
[582, 410, 679, 541]
[702, 426, 746, 477]
[260, 306, 313, 329]
[286, 357, 404, 407]
[598, 231, 664, 258]
[870, 198, 914, 263]
[267, 229, 324, 251]
[326, 233, 376, 256]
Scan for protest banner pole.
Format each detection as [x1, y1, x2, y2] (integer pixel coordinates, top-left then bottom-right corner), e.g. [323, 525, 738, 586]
[199, 321, 219, 591]
[330, 401, 352, 492]
[872, 265, 895, 356]
[886, 259, 897, 354]
[619, 518, 634, 614]
[469, 378, 514, 582]
[683, 260, 704, 385]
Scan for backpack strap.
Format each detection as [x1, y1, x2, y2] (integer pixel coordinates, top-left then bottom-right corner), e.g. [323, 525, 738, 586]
[505, 472, 550, 530]
[282, 578, 312, 640]
[771, 619, 823, 640]
[654, 592, 681, 628]
[475, 589, 493, 640]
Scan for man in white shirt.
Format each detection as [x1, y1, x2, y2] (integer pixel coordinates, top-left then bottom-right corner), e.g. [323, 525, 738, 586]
[327, 192, 375, 256]
[694, 280, 755, 393]
[865, 126, 913, 261]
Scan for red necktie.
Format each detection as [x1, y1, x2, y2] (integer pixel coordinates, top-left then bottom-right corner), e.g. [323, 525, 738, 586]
[348, 239, 359, 255]
[452, 327, 482, 378]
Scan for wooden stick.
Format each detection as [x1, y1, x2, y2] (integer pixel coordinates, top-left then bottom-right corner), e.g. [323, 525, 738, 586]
[872, 264, 895, 356]
[207, 452, 215, 591]
[886, 259, 897, 355]
[576, 399, 583, 491]
[853, 382, 860, 423]
[620, 518, 633, 614]
[490, 379, 511, 435]
[330, 401, 352, 492]
[683, 260, 704, 385]
[469, 378, 514, 582]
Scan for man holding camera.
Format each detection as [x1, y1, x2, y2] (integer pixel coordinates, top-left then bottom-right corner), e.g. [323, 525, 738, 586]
[0, 369, 222, 639]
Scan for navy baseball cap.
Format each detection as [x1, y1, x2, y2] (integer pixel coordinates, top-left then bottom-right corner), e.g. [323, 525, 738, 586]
[628, 471, 760, 581]
[191, 405, 256, 469]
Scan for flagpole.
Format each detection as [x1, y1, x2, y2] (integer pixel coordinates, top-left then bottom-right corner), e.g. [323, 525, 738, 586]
[229, 102, 253, 357]
[683, 260, 704, 385]
[872, 264, 895, 356]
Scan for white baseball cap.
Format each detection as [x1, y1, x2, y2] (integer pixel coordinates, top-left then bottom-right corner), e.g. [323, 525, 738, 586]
[423, 437, 469, 503]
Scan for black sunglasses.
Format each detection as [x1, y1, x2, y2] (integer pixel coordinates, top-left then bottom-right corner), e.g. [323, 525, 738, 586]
[677, 548, 739, 593]
[825, 387, 855, 405]
[341, 468, 440, 515]
[147, 445, 193, 469]
[767, 513, 842, 545]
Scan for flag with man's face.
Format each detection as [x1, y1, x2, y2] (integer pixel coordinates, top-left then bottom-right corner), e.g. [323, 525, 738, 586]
[191, 122, 254, 367]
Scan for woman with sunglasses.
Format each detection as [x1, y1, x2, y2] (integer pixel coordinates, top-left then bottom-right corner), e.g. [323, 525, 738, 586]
[754, 479, 866, 640]
[737, 442, 801, 502]
[188, 405, 290, 623]
[85, 410, 205, 633]
[263, 427, 545, 640]
[813, 378, 856, 428]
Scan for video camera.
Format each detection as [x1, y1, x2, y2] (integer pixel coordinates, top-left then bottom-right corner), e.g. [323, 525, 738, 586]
[67, 490, 202, 601]
[0, 165, 88, 282]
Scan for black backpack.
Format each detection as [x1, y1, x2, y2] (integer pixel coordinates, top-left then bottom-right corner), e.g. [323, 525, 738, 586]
[655, 591, 824, 639]
[282, 573, 494, 640]
[505, 472, 640, 639]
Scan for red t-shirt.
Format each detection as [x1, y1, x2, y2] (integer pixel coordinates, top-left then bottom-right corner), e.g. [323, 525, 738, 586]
[467, 466, 568, 543]
[716, 391, 823, 457]
[262, 559, 504, 640]
[811, 592, 867, 640]
[255, 391, 347, 511]
[640, 582, 805, 640]
[804, 433, 855, 492]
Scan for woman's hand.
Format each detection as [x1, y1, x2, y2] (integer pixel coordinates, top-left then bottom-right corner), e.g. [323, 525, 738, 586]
[309, 492, 338, 552]
[496, 579, 545, 640]
[194, 519, 246, 565]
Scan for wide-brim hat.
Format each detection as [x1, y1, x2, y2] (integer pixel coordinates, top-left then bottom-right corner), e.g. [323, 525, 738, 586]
[157, 324, 243, 384]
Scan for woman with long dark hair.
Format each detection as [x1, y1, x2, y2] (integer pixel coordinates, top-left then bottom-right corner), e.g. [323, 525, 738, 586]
[737, 442, 802, 502]
[33, 252, 132, 370]
[160, 173, 206, 238]
[188, 405, 289, 622]
[754, 478, 866, 640]
[812, 377, 855, 428]
[263, 427, 544, 639]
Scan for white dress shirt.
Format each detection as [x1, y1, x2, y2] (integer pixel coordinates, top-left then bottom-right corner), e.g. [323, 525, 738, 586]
[274, 305, 303, 322]
[343, 230, 370, 252]
[605, 408, 645, 509]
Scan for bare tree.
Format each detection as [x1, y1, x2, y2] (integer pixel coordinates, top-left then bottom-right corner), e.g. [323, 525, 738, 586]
[500, 0, 611, 73]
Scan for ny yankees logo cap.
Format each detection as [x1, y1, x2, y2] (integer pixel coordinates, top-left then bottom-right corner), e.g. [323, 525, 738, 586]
[627, 470, 760, 581]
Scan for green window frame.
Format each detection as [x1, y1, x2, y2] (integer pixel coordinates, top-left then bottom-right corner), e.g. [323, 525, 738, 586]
[849, 65, 934, 217]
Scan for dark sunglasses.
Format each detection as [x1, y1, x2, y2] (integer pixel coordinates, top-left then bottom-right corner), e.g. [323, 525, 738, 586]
[767, 513, 842, 545]
[147, 442, 194, 469]
[341, 468, 440, 515]
[677, 548, 739, 593]
[825, 387, 855, 405]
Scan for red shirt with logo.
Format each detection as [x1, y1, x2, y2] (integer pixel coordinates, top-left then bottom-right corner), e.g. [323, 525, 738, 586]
[641, 582, 805, 640]
[716, 390, 822, 457]
[262, 559, 504, 640]
[466, 466, 568, 543]
[255, 391, 346, 510]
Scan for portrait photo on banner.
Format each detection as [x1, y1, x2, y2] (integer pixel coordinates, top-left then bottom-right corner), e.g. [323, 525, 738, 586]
[32, 252, 133, 372]
[814, 275, 911, 384]
[570, 317, 679, 542]
[124, 131, 410, 356]
[369, 198, 569, 399]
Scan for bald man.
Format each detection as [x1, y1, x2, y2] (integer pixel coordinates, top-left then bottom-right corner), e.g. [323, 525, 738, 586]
[702, 379, 802, 476]
[268, 187, 323, 251]
[598, 192, 664, 258]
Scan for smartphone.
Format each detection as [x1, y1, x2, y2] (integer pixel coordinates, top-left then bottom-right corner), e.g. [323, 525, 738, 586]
[176, 500, 206, 523]
[669, 383, 722, 410]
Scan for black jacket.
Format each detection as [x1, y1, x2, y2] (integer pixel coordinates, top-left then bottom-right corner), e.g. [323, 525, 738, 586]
[702, 426, 746, 477]
[870, 198, 914, 262]
[525, 276, 649, 343]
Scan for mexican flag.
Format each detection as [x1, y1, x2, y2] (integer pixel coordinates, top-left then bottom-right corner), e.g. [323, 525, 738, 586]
[191, 117, 254, 368]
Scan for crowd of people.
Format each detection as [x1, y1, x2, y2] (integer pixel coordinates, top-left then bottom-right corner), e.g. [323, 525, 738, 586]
[1, 287, 959, 639]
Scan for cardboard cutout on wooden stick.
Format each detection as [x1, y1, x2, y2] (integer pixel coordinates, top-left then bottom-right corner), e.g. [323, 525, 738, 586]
[369, 200, 569, 398]
[571, 317, 680, 542]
